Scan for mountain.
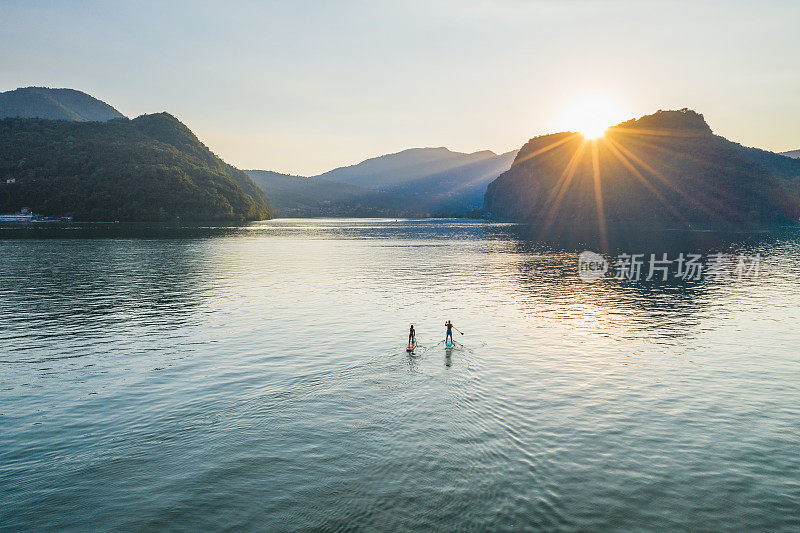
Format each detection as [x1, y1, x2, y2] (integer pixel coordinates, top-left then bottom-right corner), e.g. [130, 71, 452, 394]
[360, 148, 518, 213]
[245, 170, 374, 216]
[781, 149, 800, 159]
[315, 147, 518, 212]
[247, 147, 517, 216]
[316, 147, 513, 188]
[484, 109, 800, 231]
[0, 113, 272, 221]
[0, 87, 125, 122]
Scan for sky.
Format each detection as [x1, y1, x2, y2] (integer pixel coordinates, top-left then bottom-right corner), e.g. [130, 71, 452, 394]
[1, 0, 799, 175]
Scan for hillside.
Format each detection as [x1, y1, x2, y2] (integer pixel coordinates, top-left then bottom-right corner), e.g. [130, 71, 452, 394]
[316, 147, 513, 189]
[245, 170, 374, 216]
[484, 109, 800, 231]
[247, 147, 517, 216]
[0, 87, 125, 122]
[781, 149, 800, 159]
[381, 149, 518, 212]
[0, 114, 272, 221]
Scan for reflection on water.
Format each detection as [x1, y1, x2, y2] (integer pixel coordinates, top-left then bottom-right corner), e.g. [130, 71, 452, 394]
[1, 219, 799, 530]
[1, 240, 208, 364]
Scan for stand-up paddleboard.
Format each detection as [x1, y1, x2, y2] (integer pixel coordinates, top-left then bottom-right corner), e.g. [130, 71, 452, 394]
[407, 342, 416, 352]
[445, 339, 453, 348]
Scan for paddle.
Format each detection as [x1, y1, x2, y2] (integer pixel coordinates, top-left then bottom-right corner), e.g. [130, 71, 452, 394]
[453, 326, 464, 335]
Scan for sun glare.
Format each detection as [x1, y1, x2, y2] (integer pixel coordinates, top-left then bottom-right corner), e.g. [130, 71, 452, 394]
[581, 123, 608, 140]
[559, 94, 628, 140]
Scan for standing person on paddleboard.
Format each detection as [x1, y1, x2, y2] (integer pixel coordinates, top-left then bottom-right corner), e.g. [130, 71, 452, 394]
[445, 320, 454, 346]
[408, 324, 416, 346]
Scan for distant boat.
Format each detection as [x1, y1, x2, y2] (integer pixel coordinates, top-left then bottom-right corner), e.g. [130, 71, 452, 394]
[0, 212, 35, 222]
[0, 212, 73, 223]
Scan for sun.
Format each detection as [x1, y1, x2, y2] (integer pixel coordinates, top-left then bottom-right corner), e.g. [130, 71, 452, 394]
[580, 122, 608, 140]
[558, 94, 628, 140]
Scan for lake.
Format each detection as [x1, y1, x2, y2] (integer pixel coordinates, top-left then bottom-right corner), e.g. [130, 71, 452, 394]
[1, 219, 799, 531]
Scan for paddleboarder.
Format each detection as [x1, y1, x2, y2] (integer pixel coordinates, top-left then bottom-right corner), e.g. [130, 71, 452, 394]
[445, 320, 454, 345]
[408, 324, 416, 346]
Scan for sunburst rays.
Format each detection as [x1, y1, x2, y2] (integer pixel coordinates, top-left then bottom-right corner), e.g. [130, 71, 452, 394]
[590, 140, 609, 251]
[520, 124, 713, 244]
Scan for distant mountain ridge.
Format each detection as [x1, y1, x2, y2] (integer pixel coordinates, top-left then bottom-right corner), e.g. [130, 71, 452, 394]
[248, 147, 517, 216]
[245, 170, 372, 216]
[484, 109, 800, 231]
[315, 147, 514, 189]
[9, 86, 795, 225]
[0, 87, 125, 122]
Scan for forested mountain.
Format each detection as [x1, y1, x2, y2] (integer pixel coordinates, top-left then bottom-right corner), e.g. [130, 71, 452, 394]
[245, 170, 374, 216]
[484, 109, 800, 231]
[247, 147, 517, 216]
[373, 149, 518, 212]
[0, 87, 125, 122]
[0, 113, 272, 221]
[316, 147, 514, 188]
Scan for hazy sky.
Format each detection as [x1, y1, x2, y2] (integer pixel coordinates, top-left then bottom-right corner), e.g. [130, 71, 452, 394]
[2, 0, 798, 175]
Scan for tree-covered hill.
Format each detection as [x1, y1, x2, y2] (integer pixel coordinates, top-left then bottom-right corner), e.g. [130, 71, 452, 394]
[0, 114, 272, 221]
[245, 170, 374, 216]
[246, 147, 518, 217]
[315, 147, 514, 189]
[484, 109, 800, 231]
[0, 87, 125, 122]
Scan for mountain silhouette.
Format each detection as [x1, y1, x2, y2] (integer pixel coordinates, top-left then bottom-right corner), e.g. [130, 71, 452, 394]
[316, 147, 514, 188]
[245, 170, 372, 217]
[484, 109, 800, 231]
[248, 147, 517, 216]
[0, 87, 125, 122]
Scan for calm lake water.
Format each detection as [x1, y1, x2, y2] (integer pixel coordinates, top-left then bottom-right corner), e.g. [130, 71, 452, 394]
[2, 219, 799, 531]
